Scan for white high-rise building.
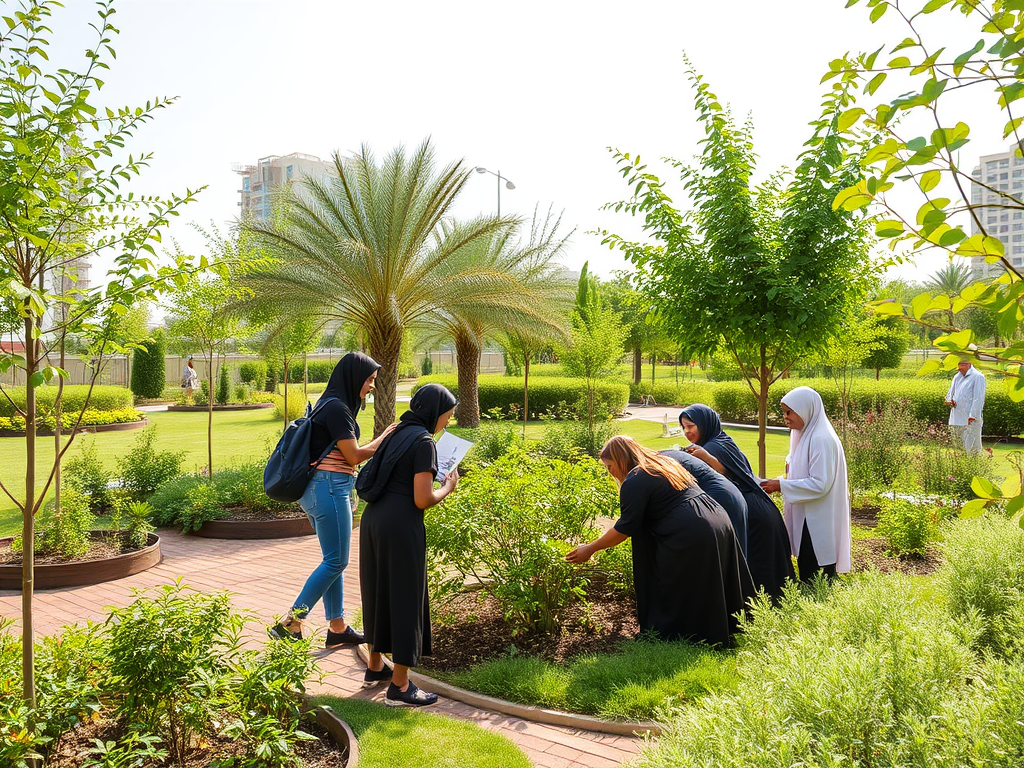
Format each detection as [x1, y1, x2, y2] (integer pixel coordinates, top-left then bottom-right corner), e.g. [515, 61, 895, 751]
[234, 153, 335, 220]
[969, 144, 1024, 279]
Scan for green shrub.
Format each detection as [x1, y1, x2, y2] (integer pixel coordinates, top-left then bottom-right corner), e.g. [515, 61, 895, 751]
[462, 417, 523, 467]
[0, 385, 134, 417]
[916, 431, 1001, 501]
[130, 332, 166, 400]
[416, 374, 630, 420]
[272, 392, 308, 422]
[64, 439, 112, 512]
[843, 400, 924, 492]
[108, 500, 156, 551]
[239, 360, 268, 391]
[540, 417, 620, 460]
[706, 350, 744, 381]
[148, 474, 207, 527]
[428, 448, 617, 632]
[876, 498, 939, 557]
[19, 486, 95, 560]
[421, 354, 433, 376]
[940, 515, 1024, 657]
[116, 427, 186, 499]
[217, 364, 230, 405]
[629, 381, 715, 407]
[593, 538, 634, 596]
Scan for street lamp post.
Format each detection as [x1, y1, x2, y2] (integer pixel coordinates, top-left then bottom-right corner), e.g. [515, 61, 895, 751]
[473, 166, 515, 217]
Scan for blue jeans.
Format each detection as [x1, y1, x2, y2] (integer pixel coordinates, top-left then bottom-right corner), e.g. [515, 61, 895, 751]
[292, 470, 355, 622]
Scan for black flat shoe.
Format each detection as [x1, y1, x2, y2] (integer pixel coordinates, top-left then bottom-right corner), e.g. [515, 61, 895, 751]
[362, 665, 393, 689]
[325, 626, 365, 648]
[268, 622, 302, 641]
[384, 681, 438, 707]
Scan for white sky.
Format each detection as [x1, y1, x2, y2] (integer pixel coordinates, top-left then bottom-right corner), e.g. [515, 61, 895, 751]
[48, 0, 1009, 286]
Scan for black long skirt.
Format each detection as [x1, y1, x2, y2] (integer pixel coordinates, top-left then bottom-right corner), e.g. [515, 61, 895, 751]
[743, 490, 796, 602]
[359, 491, 431, 667]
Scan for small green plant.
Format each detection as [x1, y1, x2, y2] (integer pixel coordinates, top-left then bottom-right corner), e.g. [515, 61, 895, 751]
[917, 430, 1001, 502]
[843, 400, 922, 493]
[217, 364, 231, 405]
[179, 482, 228, 533]
[64, 439, 112, 512]
[116, 427, 186, 499]
[17, 486, 95, 560]
[82, 733, 167, 768]
[540, 417, 619, 461]
[876, 498, 938, 557]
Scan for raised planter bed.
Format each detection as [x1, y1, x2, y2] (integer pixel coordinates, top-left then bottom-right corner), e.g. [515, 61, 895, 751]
[307, 703, 359, 767]
[0, 531, 161, 590]
[192, 515, 314, 539]
[166, 403, 274, 412]
[0, 417, 148, 438]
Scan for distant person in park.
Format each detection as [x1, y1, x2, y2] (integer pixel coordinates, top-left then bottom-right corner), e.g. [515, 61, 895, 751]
[270, 352, 394, 648]
[945, 359, 986, 454]
[180, 357, 199, 403]
[359, 383, 459, 707]
[677, 404, 795, 601]
[566, 435, 752, 646]
[760, 387, 851, 584]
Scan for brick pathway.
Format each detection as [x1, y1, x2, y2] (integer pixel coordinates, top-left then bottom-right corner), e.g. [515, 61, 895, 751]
[0, 529, 643, 768]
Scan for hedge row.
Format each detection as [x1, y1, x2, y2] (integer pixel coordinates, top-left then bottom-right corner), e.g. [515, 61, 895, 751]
[631, 377, 1024, 437]
[0, 407, 143, 432]
[415, 375, 631, 419]
[0, 385, 135, 418]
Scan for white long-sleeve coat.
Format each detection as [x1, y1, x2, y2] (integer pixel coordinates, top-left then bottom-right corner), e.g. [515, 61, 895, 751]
[946, 366, 986, 427]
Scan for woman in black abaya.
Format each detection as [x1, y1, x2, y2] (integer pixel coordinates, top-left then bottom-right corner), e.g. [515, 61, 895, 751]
[566, 435, 752, 646]
[357, 384, 459, 707]
[679, 404, 796, 601]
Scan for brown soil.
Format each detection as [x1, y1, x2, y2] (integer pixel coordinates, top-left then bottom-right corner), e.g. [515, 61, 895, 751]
[0, 538, 137, 566]
[851, 503, 880, 528]
[852, 537, 942, 575]
[422, 573, 639, 673]
[220, 504, 305, 522]
[46, 712, 345, 768]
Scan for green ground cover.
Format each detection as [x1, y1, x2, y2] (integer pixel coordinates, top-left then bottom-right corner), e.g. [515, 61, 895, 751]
[312, 695, 530, 768]
[433, 638, 739, 721]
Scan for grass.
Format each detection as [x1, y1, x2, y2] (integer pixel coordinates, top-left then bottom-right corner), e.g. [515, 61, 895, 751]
[312, 695, 530, 768]
[431, 638, 739, 721]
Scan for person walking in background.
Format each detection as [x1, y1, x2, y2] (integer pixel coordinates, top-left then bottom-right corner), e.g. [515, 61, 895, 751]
[181, 357, 199, 403]
[678, 404, 795, 602]
[270, 352, 394, 648]
[946, 359, 986, 454]
[567, 436, 752, 647]
[760, 387, 851, 584]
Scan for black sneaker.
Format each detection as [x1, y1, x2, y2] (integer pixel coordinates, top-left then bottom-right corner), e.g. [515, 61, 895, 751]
[268, 622, 302, 642]
[325, 626, 365, 648]
[362, 665, 393, 689]
[384, 681, 438, 707]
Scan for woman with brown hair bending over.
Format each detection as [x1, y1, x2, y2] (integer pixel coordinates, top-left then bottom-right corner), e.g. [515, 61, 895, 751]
[566, 436, 752, 646]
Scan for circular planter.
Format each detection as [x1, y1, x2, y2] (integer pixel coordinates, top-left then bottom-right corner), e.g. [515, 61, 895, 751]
[308, 704, 359, 767]
[166, 403, 274, 412]
[192, 515, 314, 539]
[0, 531, 161, 590]
[0, 417, 148, 438]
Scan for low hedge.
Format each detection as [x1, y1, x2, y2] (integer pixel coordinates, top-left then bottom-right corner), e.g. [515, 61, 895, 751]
[631, 376, 1024, 437]
[0, 385, 134, 417]
[0, 407, 144, 432]
[415, 375, 630, 419]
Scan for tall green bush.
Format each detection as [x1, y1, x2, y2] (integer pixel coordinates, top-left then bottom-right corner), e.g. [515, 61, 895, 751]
[117, 427, 186, 499]
[216, 364, 230, 405]
[130, 332, 165, 400]
[0, 385, 134, 417]
[238, 360, 267, 391]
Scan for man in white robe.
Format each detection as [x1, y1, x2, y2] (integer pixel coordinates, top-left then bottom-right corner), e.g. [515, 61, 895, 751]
[945, 360, 986, 454]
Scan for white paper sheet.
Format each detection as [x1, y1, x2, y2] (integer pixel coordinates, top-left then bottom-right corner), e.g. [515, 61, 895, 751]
[435, 430, 474, 481]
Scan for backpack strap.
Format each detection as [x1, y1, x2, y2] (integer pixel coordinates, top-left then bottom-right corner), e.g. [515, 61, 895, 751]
[308, 396, 344, 471]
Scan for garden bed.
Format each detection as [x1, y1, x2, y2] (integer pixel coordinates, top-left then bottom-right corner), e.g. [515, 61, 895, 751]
[852, 537, 942, 576]
[0, 531, 161, 589]
[192, 509, 314, 539]
[0, 416, 148, 437]
[166, 403, 274, 412]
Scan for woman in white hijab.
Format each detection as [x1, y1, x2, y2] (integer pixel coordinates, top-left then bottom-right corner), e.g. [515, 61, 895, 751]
[760, 386, 851, 582]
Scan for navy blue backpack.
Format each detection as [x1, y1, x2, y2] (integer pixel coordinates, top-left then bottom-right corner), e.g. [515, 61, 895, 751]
[263, 396, 338, 502]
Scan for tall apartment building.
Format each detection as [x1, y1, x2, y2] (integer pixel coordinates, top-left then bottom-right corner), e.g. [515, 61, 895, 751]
[969, 145, 1024, 279]
[234, 152, 335, 220]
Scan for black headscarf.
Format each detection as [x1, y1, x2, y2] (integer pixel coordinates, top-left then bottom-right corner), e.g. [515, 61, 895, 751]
[679, 403, 769, 496]
[355, 383, 458, 502]
[322, 352, 380, 439]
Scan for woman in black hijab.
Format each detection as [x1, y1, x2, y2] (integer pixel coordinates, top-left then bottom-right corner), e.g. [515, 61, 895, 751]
[679, 404, 795, 602]
[358, 383, 459, 707]
[271, 352, 395, 647]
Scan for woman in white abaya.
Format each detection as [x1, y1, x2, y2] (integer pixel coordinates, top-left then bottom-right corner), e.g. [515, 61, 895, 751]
[760, 386, 851, 582]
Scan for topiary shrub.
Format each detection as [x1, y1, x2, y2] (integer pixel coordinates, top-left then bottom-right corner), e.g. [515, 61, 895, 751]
[130, 331, 166, 400]
[238, 360, 267, 391]
[216, 364, 230, 405]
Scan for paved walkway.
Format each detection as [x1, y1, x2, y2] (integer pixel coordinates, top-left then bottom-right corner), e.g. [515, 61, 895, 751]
[0, 529, 643, 768]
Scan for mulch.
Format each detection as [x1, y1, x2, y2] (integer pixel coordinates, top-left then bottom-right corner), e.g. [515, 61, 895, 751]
[45, 713, 345, 768]
[851, 503, 880, 528]
[852, 537, 942, 576]
[422, 573, 639, 673]
[219, 504, 305, 522]
[0, 538, 131, 566]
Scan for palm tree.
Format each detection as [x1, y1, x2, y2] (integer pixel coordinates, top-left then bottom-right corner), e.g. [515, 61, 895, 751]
[925, 261, 975, 327]
[425, 207, 575, 427]
[241, 139, 514, 435]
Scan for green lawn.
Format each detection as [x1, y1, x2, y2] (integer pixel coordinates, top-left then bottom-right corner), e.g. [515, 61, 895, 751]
[312, 695, 530, 768]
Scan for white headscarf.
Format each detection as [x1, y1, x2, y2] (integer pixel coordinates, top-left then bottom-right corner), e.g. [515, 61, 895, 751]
[782, 386, 838, 480]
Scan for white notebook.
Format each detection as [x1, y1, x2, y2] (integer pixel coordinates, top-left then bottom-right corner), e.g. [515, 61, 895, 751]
[435, 430, 474, 482]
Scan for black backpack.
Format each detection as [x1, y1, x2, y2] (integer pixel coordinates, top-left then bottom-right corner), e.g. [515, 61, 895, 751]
[263, 396, 339, 502]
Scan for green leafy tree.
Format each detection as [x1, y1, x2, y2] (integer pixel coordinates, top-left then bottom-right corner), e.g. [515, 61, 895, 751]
[256, 313, 321, 432]
[827, 0, 1024, 521]
[0, 0, 198, 708]
[861, 315, 912, 380]
[600, 65, 873, 474]
[130, 329, 166, 399]
[500, 327, 548, 435]
[241, 139, 510, 436]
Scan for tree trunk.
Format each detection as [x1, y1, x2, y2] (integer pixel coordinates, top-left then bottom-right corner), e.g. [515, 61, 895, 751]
[283, 357, 290, 435]
[303, 352, 308, 402]
[207, 353, 214, 477]
[454, 332, 481, 428]
[22, 315, 37, 709]
[651, 354, 655, 386]
[632, 345, 642, 385]
[367, 326, 403, 437]
[523, 357, 530, 438]
[875, 367, 880, 381]
[757, 344, 768, 479]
